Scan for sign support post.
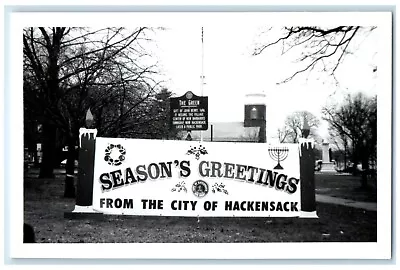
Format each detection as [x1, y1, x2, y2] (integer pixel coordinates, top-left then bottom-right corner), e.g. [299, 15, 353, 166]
[299, 118, 318, 218]
[65, 110, 101, 219]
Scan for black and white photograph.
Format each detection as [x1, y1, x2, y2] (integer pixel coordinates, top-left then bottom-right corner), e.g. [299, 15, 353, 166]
[3, 8, 393, 262]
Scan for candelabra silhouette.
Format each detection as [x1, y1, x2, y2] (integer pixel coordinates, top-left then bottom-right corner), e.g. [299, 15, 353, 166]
[268, 146, 289, 169]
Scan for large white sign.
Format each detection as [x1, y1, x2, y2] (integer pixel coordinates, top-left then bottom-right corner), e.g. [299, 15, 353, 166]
[92, 138, 301, 217]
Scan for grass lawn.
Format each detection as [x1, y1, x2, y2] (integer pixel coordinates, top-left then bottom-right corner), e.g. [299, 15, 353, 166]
[315, 172, 377, 202]
[23, 169, 377, 243]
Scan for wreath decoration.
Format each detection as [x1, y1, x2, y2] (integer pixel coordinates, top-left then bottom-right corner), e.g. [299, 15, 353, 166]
[104, 144, 126, 166]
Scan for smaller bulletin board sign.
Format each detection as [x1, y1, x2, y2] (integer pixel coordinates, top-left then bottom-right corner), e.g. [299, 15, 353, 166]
[170, 91, 208, 131]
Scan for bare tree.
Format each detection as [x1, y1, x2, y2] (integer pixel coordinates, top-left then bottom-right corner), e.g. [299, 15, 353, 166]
[23, 27, 161, 197]
[322, 93, 377, 188]
[280, 111, 320, 143]
[253, 26, 377, 84]
[327, 127, 351, 170]
[93, 87, 178, 139]
[277, 126, 291, 143]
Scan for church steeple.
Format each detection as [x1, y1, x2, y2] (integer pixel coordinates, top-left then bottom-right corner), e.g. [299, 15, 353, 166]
[244, 93, 266, 143]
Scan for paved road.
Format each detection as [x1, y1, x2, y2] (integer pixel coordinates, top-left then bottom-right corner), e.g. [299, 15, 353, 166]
[316, 194, 377, 211]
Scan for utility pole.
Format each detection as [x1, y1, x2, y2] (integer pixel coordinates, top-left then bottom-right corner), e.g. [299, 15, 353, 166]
[200, 27, 205, 142]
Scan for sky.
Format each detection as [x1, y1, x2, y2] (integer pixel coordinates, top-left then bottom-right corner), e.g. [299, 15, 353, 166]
[13, 12, 383, 144]
[151, 25, 379, 141]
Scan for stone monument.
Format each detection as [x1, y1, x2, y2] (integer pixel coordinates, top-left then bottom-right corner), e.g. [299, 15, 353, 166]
[320, 141, 336, 172]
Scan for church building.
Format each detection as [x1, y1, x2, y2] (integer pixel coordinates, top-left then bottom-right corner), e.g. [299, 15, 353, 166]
[191, 93, 267, 143]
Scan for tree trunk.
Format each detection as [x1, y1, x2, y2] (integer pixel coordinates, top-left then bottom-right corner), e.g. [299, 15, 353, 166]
[64, 137, 76, 198]
[33, 147, 39, 168]
[360, 155, 369, 189]
[351, 154, 358, 176]
[351, 142, 360, 176]
[38, 124, 56, 178]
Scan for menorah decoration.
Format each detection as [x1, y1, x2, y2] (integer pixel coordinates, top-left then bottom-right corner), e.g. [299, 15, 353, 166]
[268, 146, 289, 170]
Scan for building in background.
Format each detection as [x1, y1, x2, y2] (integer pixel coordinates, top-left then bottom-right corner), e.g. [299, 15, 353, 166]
[191, 93, 266, 143]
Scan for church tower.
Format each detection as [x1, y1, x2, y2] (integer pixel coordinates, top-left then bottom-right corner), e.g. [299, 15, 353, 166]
[244, 93, 266, 143]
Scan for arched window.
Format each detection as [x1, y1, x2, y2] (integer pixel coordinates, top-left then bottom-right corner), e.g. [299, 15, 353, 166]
[250, 107, 258, 119]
